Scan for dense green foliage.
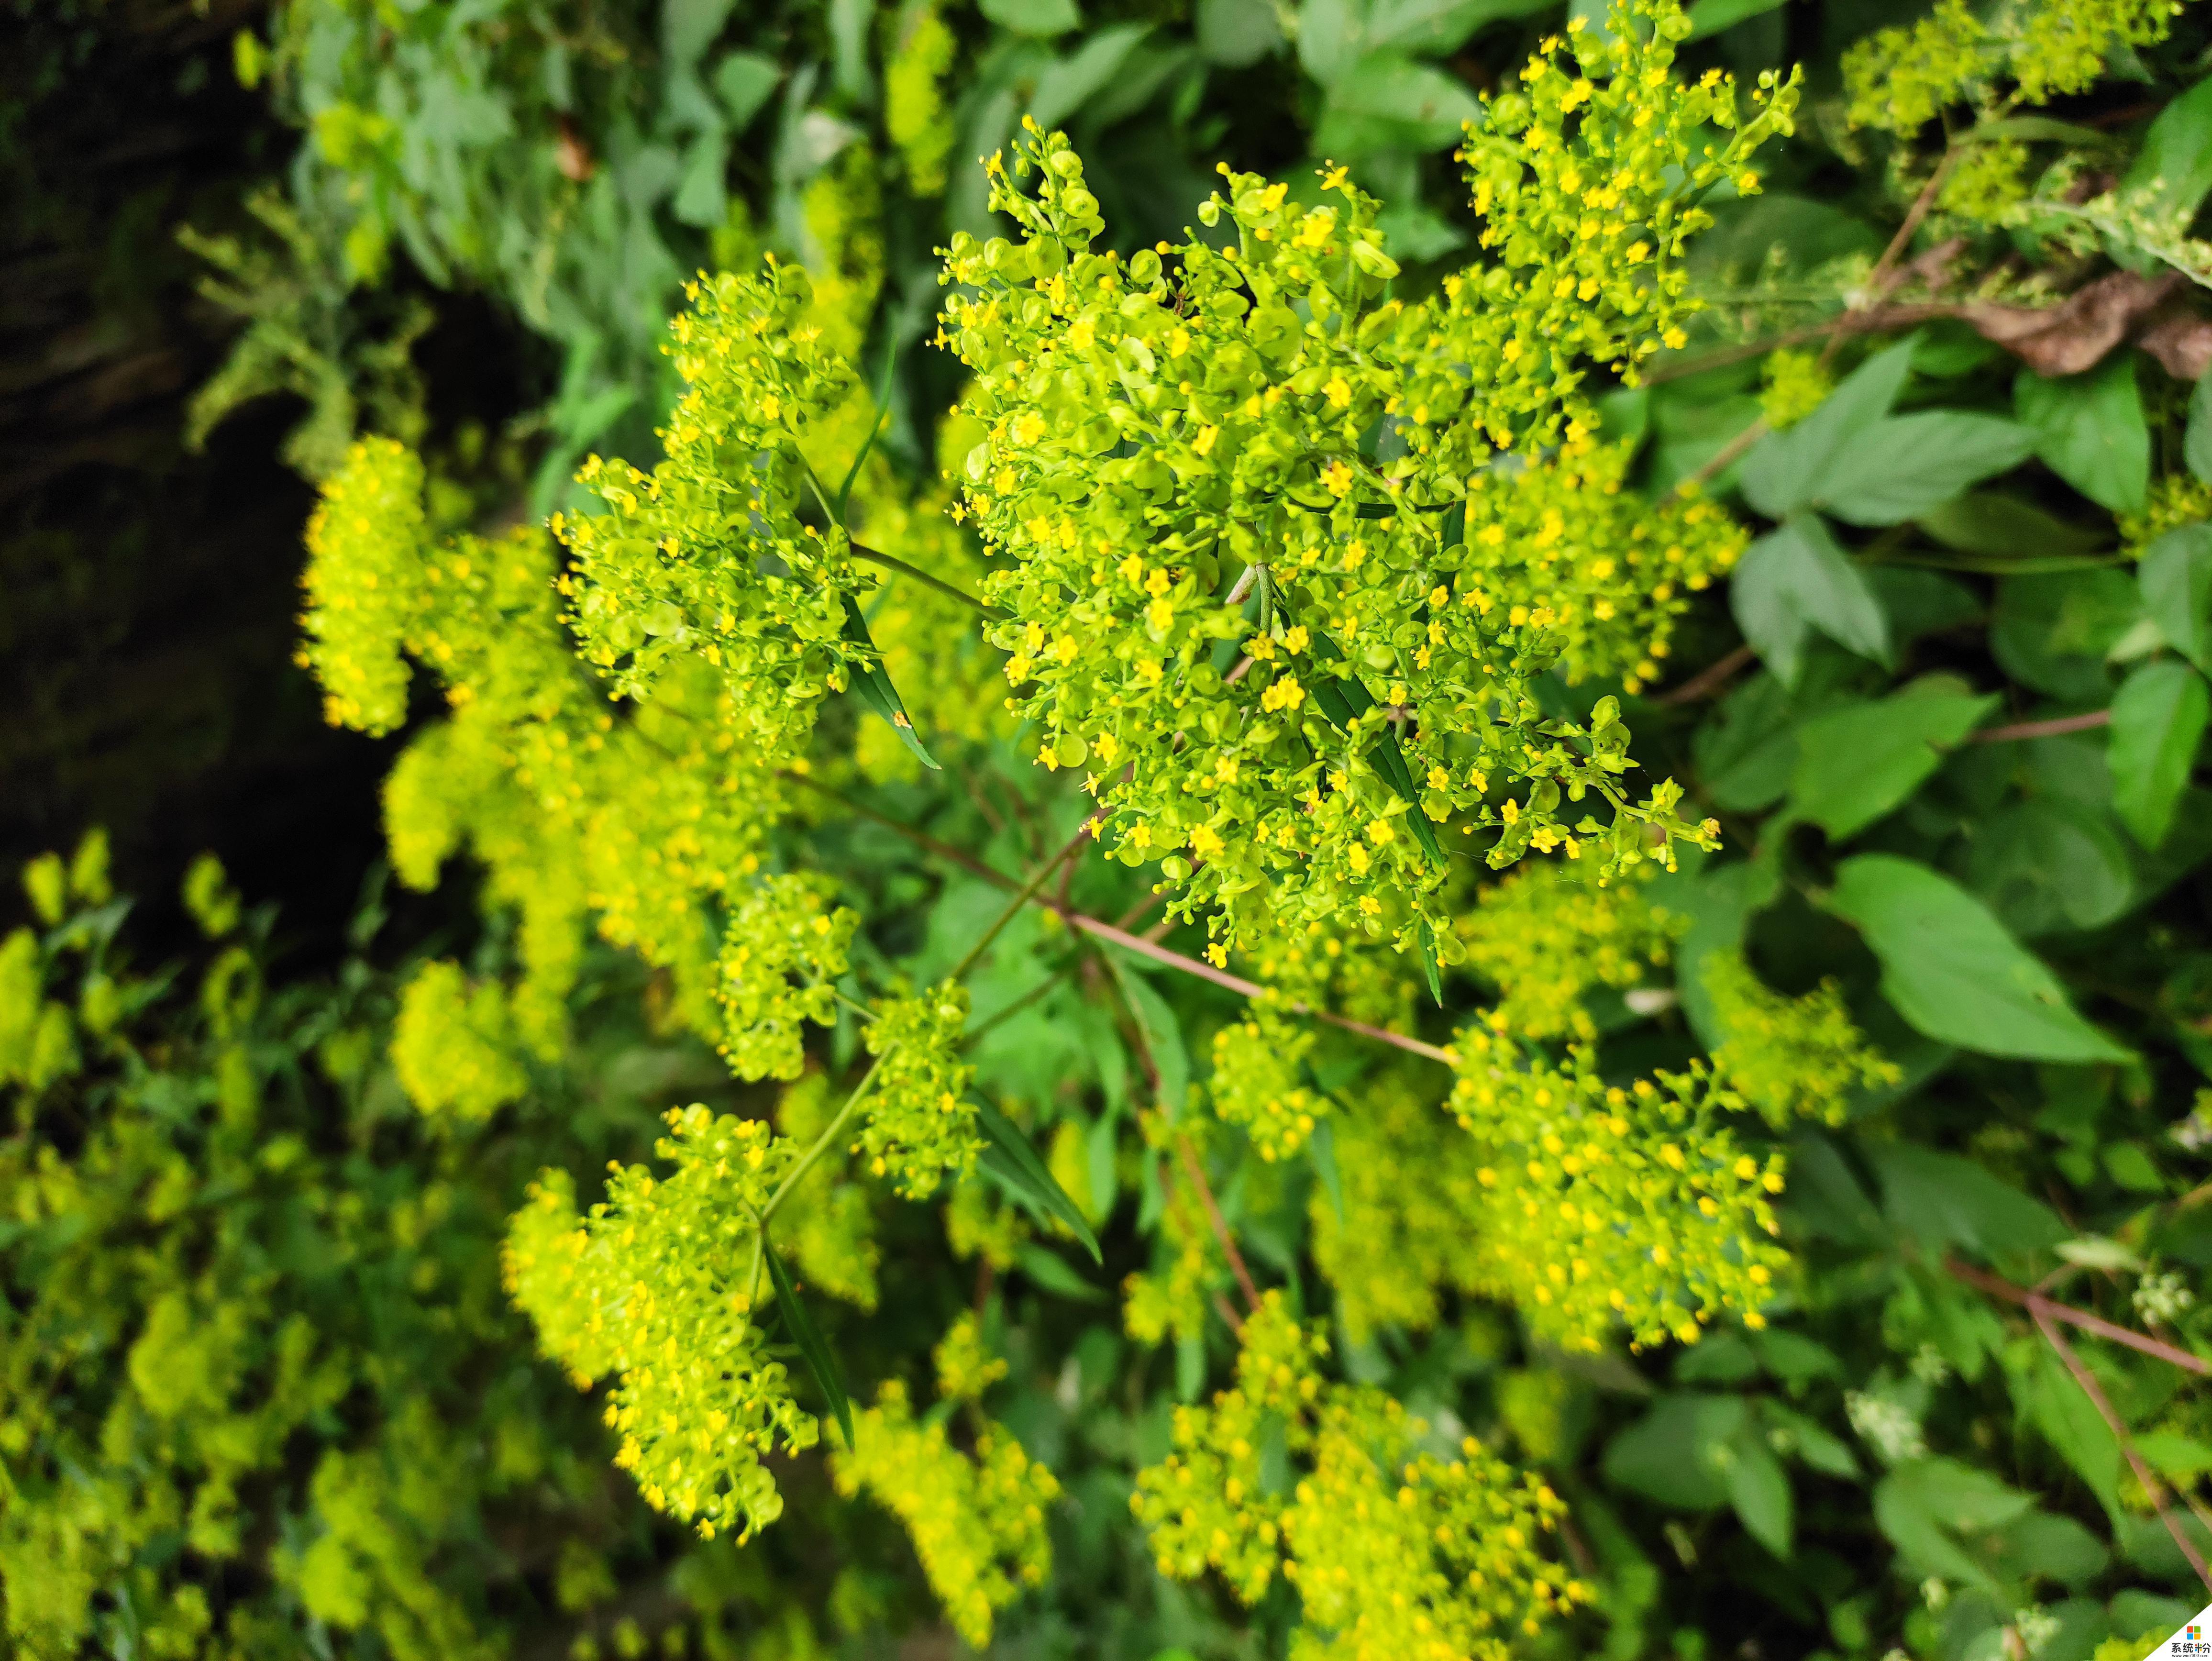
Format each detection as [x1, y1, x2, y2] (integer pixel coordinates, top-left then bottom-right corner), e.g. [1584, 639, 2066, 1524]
[12, 2, 2212, 1661]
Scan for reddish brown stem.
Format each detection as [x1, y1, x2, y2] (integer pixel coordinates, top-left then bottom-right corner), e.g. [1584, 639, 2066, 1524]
[1947, 1258, 2212, 1376]
[1655, 643, 1758, 706]
[1175, 1134, 1261, 1314]
[785, 772, 1460, 1066]
[1972, 709, 2112, 744]
[2032, 1303, 2212, 1594]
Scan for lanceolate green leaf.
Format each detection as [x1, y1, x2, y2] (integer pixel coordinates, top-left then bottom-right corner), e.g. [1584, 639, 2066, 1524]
[974, 1099, 1103, 1263]
[838, 594, 940, 770]
[2015, 358, 2149, 517]
[1105, 952, 1190, 1120]
[1814, 413, 2035, 527]
[1731, 512, 1891, 685]
[764, 1242, 854, 1450]
[1825, 855, 2132, 1063]
[1306, 638, 1448, 869]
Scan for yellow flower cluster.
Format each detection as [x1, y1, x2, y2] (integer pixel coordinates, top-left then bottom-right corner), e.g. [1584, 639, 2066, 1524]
[298, 437, 431, 734]
[856, 982, 982, 1197]
[1760, 348, 1836, 432]
[1457, 855, 1684, 1040]
[1845, 0, 2184, 131]
[1207, 1010, 1325, 1162]
[831, 1377, 1058, 1649]
[1457, 441, 1745, 693]
[1132, 1294, 1586, 1660]
[1311, 1069, 1491, 1342]
[553, 265, 874, 765]
[2119, 473, 2212, 556]
[942, 10, 1790, 952]
[1449, 1025, 1789, 1351]
[389, 960, 528, 1120]
[1703, 949, 1901, 1128]
[716, 874, 857, 1082]
[932, 1311, 1009, 1403]
[501, 1108, 817, 1540]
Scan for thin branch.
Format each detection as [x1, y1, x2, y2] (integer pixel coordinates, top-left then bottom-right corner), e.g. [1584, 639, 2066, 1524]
[1654, 643, 1758, 706]
[1174, 1135, 1261, 1314]
[778, 770, 1008, 886]
[1680, 417, 1769, 491]
[847, 541, 1004, 616]
[1947, 1258, 2212, 1376]
[791, 774, 1461, 1066]
[949, 817, 1097, 983]
[1972, 709, 2112, 744]
[2032, 1302, 2212, 1595]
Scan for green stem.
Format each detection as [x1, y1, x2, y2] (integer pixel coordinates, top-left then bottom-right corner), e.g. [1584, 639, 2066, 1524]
[757, 1047, 896, 1232]
[848, 541, 1003, 618]
[947, 820, 1094, 984]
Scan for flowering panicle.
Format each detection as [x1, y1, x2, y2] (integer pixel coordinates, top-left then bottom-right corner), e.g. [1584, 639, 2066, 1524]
[1844, 0, 2184, 132]
[1207, 1010, 1327, 1162]
[883, 6, 958, 198]
[502, 1108, 817, 1540]
[857, 983, 982, 1196]
[1132, 1294, 1586, 1660]
[717, 874, 858, 1081]
[1454, 441, 1744, 693]
[1704, 949, 1902, 1127]
[941, 9, 1785, 952]
[831, 1322, 1058, 1649]
[1449, 1025, 1789, 1350]
[1457, 855, 1684, 1041]
[553, 266, 880, 764]
[390, 961, 528, 1120]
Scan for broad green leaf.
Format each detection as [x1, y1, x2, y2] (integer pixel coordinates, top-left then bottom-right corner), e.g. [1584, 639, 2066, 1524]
[1966, 798, 2134, 936]
[765, 1243, 854, 1449]
[1692, 672, 1801, 811]
[982, 0, 1081, 35]
[713, 52, 782, 129]
[1738, 340, 1915, 519]
[1029, 23, 1151, 131]
[1367, 0, 1555, 52]
[1826, 854, 2132, 1063]
[2016, 357, 2149, 516]
[2024, 1348, 2123, 1515]
[2189, 371, 2212, 486]
[2140, 523, 2212, 674]
[976, 1099, 1103, 1263]
[1315, 52, 1483, 155]
[1725, 1438, 1793, 1559]
[1991, 569, 2143, 700]
[838, 596, 940, 770]
[2110, 659, 2209, 848]
[1866, 1143, 2070, 1254]
[663, 0, 736, 72]
[1602, 1394, 1746, 1510]
[1992, 1511, 2110, 1591]
[1874, 1458, 2034, 1598]
[1762, 1401, 1859, 1477]
[2121, 73, 2212, 222]
[1670, 860, 1777, 1050]
[1917, 490, 2106, 559]
[1815, 413, 2035, 526]
[1196, 0, 1285, 66]
[1786, 684, 1998, 839]
[672, 128, 730, 228]
[1106, 953, 1190, 1119]
[1685, 0, 1785, 39]
[1730, 512, 1891, 685]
